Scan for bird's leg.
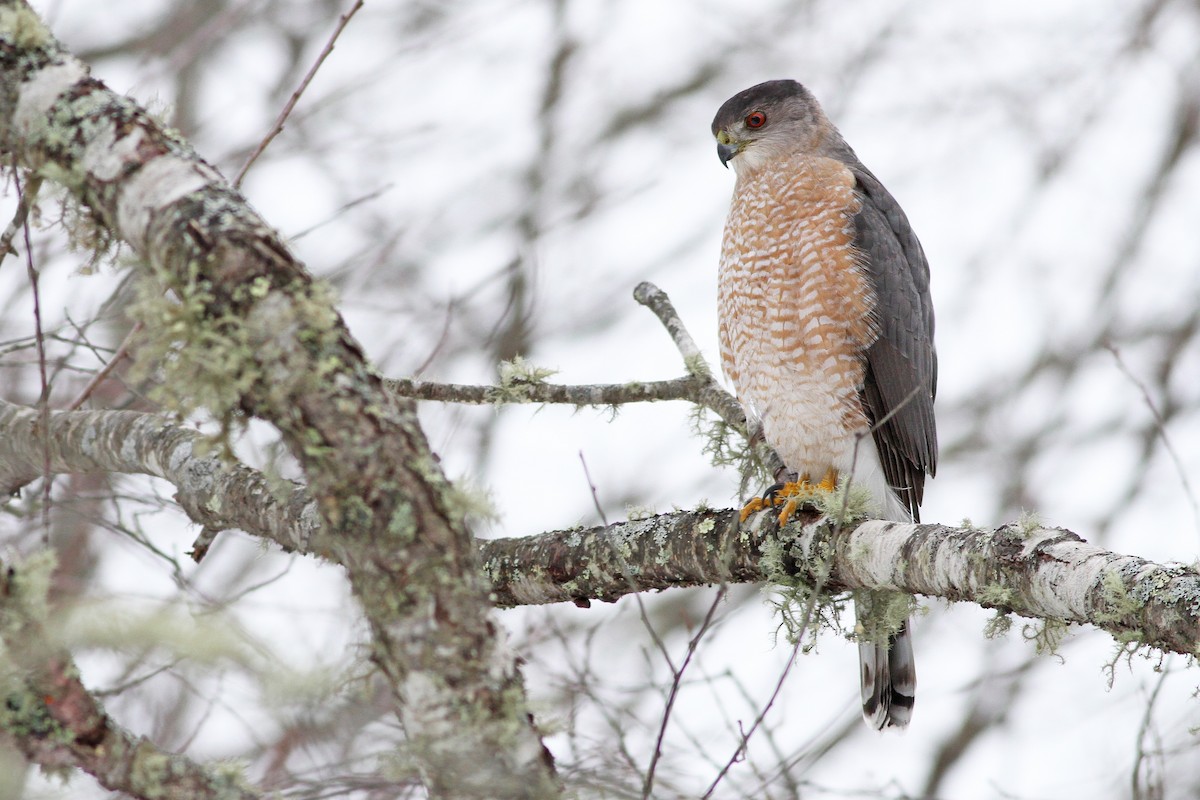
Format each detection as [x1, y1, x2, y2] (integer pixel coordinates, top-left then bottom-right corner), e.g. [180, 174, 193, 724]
[775, 468, 838, 526]
[739, 471, 804, 522]
[816, 467, 838, 493]
[741, 469, 840, 525]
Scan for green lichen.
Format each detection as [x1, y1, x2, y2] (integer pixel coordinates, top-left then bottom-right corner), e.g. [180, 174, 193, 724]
[2, 550, 56, 629]
[0, 5, 52, 49]
[809, 479, 874, 527]
[978, 584, 1016, 637]
[625, 505, 655, 521]
[983, 609, 1013, 639]
[1095, 569, 1145, 625]
[759, 533, 843, 651]
[682, 352, 711, 378]
[0, 682, 69, 743]
[443, 478, 499, 525]
[386, 501, 417, 541]
[1101, 640, 1163, 689]
[1015, 509, 1043, 538]
[1023, 617, 1069, 658]
[247, 275, 271, 299]
[489, 356, 557, 403]
[977, 583, 1016, 608]
[0, 552, 70, 745]
[50, 601, 258, 668]
[690, 407, 771, 493]
[852, 589, 916, 646]
[126, 259, 257, 424]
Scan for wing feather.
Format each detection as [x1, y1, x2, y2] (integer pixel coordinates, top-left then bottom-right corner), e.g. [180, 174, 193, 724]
[850, 165, 937, 520]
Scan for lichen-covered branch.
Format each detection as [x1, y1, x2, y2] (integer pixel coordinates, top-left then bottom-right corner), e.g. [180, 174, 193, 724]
[632, 282, 759, 439]
[3, 398, 1198, 658]
[0, 399, 322, 556]
[0, 5, 556, 797]
[479, 511, 1200, 657]
[0, 553, 261, 800]
[387, 282, 784, 483]
[385, 374, 706, 406]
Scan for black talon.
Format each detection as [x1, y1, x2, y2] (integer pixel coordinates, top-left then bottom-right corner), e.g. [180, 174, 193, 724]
[762, 481, 787, 504]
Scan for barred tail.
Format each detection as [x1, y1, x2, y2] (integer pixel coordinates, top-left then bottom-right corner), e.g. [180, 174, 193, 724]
[857, 610, 916, 730]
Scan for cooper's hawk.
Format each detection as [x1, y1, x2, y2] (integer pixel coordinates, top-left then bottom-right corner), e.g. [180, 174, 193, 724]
[712, 80, 937, 729]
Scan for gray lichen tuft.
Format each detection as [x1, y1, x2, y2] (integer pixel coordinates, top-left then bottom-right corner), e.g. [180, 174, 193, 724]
[0, 6, 53, 49]
[126, 260, 257, 425]
[810, 479, 874, 527]
[490, 356, 557, 404]
[1023, 617, 1070, 658]
[852, 588, 916, 645]
[759, 532, 844, 651]
[691, 407, 772, 493]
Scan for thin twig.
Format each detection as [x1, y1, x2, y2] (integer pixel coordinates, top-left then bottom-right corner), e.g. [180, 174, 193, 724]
[232, 0, 364, 188]
[702, 598, 817, 797]
[578, 447, 721, 800]
[578, 453, 674, 665]
[643, 585, 727, 799]
[633, 281, 709, 376]
[0, 170, 41, 265]
[632, 281, 782, 477]
[66, 321, 142, 411]
[16, 171, 52, 536]
[1105, 342, 1200, 545]
[1131, 665, 1169, 800]
[387, 374, 704, 405]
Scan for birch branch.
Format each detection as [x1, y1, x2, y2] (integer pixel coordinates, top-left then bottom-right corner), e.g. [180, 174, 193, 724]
[3, 398, 1196, 658]
[478, 512, 1200, 658]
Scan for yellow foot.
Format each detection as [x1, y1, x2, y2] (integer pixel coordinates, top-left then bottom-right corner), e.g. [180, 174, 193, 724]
[738, 468, 841, 526]
[774, 480, 815, 526]
[738, 495, 768, 522]
[816, 467, 838, 494]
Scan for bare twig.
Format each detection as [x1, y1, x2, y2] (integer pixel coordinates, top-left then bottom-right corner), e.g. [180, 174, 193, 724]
[644, 585, 727, 799]
[1131, 665, 1169, 800]
[703, 578, 825, 798]
[1105, 342, 1200, 543]
[232, 0, 364, 187]
[66, 321, 142, 411]
[17, 170, 52, 535]
[632, 281, 708, 376]
[0, 169, 41, 264]
[633, 281, 781, 477]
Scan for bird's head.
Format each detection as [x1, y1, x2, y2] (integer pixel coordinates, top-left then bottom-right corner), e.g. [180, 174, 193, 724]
[711, 79, 832, 175]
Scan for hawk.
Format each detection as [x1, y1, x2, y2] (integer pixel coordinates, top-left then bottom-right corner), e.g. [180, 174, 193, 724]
[712, 80, 937, 729]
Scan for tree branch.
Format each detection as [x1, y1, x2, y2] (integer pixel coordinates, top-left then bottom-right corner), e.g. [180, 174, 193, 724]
[0, 554, 261, 800]
[3, 398, 1195, 659]
[478, 510, 1200, 658]
[386, 280, 784, 481]
[385, 374, 707, 407]
[0, 5, 556, 796]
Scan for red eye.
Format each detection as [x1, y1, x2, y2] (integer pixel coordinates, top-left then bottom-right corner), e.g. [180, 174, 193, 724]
[745, 111, 766, 128]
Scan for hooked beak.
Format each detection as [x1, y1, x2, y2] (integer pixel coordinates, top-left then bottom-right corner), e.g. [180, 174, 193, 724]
[717, 141, 740, 168]
[714, 130, 743, 168]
